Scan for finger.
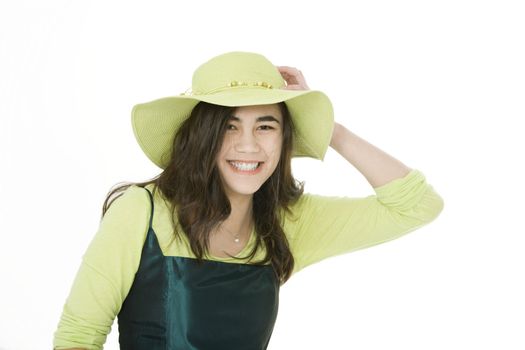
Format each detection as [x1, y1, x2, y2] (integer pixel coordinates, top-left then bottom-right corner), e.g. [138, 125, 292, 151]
[277, 66, 302, 74]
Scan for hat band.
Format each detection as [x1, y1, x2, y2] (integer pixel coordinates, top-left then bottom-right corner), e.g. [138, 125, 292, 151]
[180, 80, 275, 96]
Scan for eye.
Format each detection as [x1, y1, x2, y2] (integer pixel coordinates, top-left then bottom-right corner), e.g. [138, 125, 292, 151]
[258, 125, 275, 131]
[226, 124, 237, 130]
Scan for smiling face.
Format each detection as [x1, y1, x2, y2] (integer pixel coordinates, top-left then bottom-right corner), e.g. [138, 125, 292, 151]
[216, 103, 284, 201]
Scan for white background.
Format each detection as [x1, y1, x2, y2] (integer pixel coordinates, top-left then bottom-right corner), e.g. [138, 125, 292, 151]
[1, 0, 524, 349]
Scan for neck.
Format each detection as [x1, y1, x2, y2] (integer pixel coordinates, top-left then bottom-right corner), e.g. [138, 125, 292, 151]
[223, 193, 253, 234]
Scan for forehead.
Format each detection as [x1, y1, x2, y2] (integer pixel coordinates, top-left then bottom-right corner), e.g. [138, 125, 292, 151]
[231, 104, 282, 122]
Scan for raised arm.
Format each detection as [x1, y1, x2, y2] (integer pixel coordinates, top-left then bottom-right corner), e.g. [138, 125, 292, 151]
[330, 122, 413, 188]
[277, 65, 444, 275]
[278, 64, 413, 187]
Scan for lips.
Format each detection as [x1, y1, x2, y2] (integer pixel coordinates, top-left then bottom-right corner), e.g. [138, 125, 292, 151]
[227, 160, 263, 173]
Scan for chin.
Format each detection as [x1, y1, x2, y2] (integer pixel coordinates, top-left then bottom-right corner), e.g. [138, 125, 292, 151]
[225, 184, 263, 197]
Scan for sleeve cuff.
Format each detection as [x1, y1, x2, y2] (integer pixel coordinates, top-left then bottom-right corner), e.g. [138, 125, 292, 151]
[373, 169, 429, 210]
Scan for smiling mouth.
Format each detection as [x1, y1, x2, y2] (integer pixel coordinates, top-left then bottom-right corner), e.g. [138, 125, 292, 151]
[227, 161, 263, 172]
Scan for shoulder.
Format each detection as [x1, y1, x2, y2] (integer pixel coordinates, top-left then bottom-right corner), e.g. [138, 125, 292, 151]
[287, 192, 349, 214]
[103, 185, 152, 222]
[82, 185, 154, 267]
[282, 193, 335, 228]
[114, 184, 150, 203]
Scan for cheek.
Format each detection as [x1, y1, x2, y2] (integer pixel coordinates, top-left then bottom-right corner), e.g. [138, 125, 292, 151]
[217, 136, 233, 157]
[264, 137, 283, 161]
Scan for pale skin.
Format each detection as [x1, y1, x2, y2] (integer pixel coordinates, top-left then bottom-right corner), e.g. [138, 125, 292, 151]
[58, 67, 413, 349]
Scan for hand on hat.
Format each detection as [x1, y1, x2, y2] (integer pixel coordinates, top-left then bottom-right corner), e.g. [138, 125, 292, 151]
[277, 66, 310, 90]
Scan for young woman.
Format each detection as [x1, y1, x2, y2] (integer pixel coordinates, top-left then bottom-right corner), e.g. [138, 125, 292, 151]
[53, 51, 444, 350]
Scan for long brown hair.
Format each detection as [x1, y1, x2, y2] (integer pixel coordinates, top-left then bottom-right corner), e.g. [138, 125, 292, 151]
[102, 101, 303, 285]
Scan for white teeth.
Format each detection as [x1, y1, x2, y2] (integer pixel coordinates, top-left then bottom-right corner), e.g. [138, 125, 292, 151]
[229, 161, 260, 171]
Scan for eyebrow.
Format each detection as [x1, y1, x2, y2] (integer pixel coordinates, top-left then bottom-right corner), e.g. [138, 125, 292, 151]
[229, 115, 281, 124]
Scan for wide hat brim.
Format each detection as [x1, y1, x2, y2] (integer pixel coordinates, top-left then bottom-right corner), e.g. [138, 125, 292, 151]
[132, 83, 334, 170]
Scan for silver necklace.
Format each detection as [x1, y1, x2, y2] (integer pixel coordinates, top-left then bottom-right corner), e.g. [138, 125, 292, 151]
[219, 223, 241, 243]
[219, 222, 251, 244]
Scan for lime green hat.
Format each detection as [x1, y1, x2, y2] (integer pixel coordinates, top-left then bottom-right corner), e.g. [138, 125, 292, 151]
[131, 51, 334, 169]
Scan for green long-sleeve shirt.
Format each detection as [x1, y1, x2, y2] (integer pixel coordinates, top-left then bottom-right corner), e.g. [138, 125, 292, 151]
[53, 168, 444, 349]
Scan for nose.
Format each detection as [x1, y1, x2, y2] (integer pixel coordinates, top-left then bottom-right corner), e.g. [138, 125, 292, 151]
[234, 130, 260, 153]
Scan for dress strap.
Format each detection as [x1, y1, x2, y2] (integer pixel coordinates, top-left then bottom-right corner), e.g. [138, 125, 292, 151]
[143, 187, 154, 229]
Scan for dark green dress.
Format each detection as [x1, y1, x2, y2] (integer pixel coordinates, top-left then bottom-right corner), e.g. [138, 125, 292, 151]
[117, 188, 280, 350]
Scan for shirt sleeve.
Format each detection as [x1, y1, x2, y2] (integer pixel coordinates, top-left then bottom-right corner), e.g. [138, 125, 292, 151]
[53, 185, 151, 350]
[285, 169, 445, 274]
